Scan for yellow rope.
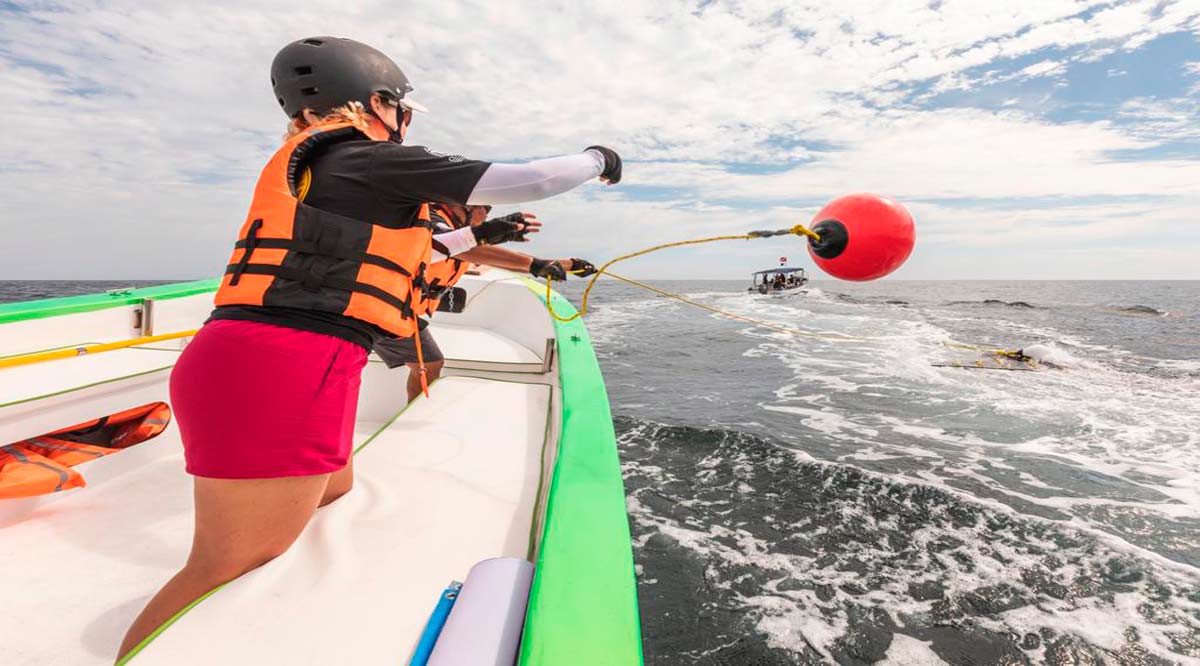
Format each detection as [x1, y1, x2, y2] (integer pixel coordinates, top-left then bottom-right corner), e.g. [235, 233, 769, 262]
[548, 271, 1026, 353]
[941, 341, 1024, 357]
[0, 330, 197, 370]
[538, 223, 1017, 354]
[537, 223, 893, 342]
[598, 270, 875, 342]
[545, 224, 819, 323]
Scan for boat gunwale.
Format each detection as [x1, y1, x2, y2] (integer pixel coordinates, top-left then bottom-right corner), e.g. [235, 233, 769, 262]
[0, 279, 220, 325]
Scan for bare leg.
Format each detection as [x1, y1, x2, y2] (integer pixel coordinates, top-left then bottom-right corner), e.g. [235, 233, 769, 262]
[118, 473, 330, 660]
[405, 359, 444, 402]
[320, 458, 353, 507]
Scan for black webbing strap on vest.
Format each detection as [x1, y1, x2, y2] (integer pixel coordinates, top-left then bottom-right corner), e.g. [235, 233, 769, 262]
[223, 263, 416, 318]
[228, 219, 263, 286]
[412, 261, 428, 293]
[231, 238, 415, 277]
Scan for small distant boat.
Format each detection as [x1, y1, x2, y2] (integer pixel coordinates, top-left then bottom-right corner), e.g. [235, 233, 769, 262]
[749, 267, 808, 294]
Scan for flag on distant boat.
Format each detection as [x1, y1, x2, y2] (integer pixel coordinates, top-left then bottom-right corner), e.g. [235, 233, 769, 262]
[779, 256, 787, 266]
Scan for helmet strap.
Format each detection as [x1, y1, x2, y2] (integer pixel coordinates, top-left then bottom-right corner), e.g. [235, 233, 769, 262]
[365, 95, 405, 143]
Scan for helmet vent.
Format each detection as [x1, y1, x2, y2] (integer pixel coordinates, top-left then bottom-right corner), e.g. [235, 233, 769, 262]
[270, 76, 276, 86]
[294, 65, 313, 76]
[302, 38, 324, 46]
[277, 97, 285, 107]
[300, 86, 320, 96]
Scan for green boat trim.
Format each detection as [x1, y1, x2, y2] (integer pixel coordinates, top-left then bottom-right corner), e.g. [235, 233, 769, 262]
[0, 279, 220, 325]
[518, 280, 644, 666]
[116, 585, 228, 666]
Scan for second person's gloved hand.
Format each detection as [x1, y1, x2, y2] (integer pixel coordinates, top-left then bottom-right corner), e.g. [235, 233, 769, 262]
[473, 212, 541, 245]
[586, 146, 622, 184]
[529, 258, 567, 281]
[566, 258, 598, 277]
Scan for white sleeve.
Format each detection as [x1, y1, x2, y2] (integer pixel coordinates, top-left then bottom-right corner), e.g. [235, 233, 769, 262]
[429, 226, 477, 262]
[466, 150, 605, 205]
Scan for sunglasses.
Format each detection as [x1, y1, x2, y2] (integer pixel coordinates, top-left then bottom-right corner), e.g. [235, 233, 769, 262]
[378, 94, 414, 119]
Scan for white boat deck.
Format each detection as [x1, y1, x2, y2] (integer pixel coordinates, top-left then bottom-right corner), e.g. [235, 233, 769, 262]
[0, 272, 563, 665]
[0, 348, 181, 407]
[2, 376, 554, 665]
[433, 322, 546, 372]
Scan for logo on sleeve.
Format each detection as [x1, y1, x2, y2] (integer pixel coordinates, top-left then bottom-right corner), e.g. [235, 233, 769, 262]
[423, 147, 466, 163]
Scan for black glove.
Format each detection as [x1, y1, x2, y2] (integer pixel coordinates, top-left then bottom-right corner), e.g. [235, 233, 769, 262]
[473, 212, 531, 245]
[568, 258, 598, 277]
[529, 258, 567, 281]
[586, 145, 622, 184]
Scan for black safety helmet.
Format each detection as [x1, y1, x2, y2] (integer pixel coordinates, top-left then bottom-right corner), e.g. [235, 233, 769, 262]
[270, 36, 426, 118]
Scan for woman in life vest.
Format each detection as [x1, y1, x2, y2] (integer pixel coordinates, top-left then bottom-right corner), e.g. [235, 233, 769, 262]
[119, 36, 622, 658]
[375, 202, 598, 401]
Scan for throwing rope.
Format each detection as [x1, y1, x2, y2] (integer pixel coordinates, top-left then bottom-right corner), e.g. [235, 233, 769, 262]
[538, 215, 1015, 356]
[544, 224, 819, 324]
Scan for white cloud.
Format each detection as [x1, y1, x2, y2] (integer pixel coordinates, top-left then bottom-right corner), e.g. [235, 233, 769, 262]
[1019, 60, 1068, 78]
[633, 108, 1195, 201]
[0, 0, 1198, 279]
[1117, 97, 1200, 140]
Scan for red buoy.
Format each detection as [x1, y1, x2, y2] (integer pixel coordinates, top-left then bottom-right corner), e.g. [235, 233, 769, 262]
[806, 193, 915, 281]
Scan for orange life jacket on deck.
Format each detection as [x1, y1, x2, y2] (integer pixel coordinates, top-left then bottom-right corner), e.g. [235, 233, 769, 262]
[416, 204, 473, 316]
[0, 446, 85, 498]
[0, 402, 172, 499]
[214, 122, 433, 338]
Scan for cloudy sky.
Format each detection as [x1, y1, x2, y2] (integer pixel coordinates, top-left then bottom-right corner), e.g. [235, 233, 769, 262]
[2, 1, 1198, 280]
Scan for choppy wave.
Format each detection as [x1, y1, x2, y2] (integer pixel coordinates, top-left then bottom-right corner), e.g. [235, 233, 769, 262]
[1113, 304, 1170, 317]
[567, 279, 1200, 664]
[619, 417, 1200, 665]
[948, 299, 1039, 309]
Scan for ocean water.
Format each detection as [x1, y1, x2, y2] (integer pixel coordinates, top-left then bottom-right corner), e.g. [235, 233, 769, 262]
[4, 279, 1198, 664]
[0, 281, 174, 304]
[559, 279, 1200, 665]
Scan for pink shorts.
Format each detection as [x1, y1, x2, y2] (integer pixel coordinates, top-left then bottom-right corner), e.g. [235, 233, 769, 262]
[170, 319, 368, 479]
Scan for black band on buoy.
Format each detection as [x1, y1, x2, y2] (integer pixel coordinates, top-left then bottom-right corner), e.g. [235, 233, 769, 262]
[808, 219, 849, 259]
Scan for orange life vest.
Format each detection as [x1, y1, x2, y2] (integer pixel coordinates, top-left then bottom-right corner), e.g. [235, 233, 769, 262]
[0, 446, 85, 497]
[416, 204, 474, 316]
[213, 122, 433, 338]
[0, 402, 171, 499]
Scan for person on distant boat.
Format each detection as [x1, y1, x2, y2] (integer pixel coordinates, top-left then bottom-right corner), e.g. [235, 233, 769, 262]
[119, 36, 621, 659]
[375, 202, 597, 401]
